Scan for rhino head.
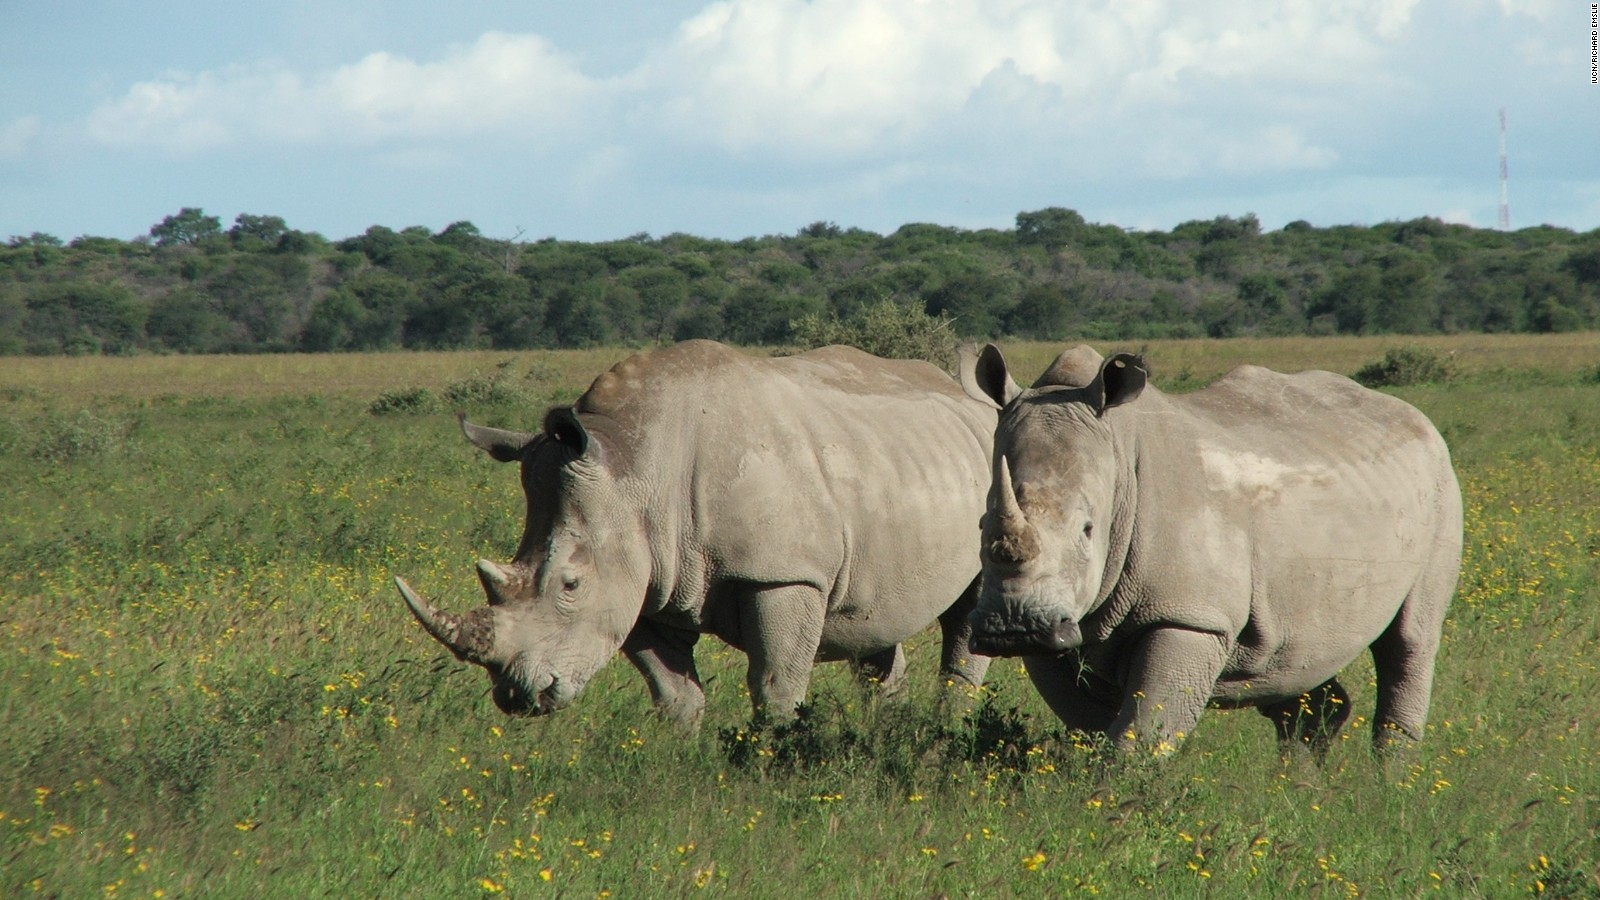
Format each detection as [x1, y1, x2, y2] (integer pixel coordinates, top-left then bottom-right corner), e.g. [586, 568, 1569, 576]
[396, 410, 650, 716]
[961, 344, 1147, 657]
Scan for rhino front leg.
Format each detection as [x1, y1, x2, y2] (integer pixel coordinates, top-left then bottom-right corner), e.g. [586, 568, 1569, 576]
[622, 620, 705, 730]
[740, 583, 827, 718]
[1110, 627, 1230, 753]
[938, 575, 991, 687]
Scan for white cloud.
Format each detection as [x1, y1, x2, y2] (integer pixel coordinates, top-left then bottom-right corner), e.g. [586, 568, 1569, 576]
[1216, 125, 1340, 174]
[638, 0, 1020, 156]
[0, 115, 41, 159]
[636, 0, 1419, 174]
[67, 2, 1438, 189]
[85, 32, 599, 152]
[569, 145, 634, 198]
[1494, 0, 1562, 22]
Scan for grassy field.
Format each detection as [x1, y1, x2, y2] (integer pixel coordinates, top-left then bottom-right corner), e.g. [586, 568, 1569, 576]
[3, 334, 1598, 897]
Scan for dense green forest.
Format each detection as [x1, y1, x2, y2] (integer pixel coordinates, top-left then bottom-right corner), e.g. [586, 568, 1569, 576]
[3, 205, 1598, 356]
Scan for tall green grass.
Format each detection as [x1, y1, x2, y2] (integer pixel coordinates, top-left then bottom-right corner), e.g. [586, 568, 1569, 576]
[3, 336, 1598, 897]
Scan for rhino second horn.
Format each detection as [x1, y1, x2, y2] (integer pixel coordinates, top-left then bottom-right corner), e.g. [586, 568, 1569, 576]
[990, 457, 1042, 564]
[477, 558, 511, 587]
[476, 559, 521, 606]
[395, 576, 496, 666]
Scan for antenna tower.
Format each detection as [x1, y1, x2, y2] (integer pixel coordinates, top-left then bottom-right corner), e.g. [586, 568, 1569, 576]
[1497, 107, 1510, 231]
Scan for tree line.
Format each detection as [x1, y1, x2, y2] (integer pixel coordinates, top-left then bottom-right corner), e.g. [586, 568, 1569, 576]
[3, 205, 1597, 356]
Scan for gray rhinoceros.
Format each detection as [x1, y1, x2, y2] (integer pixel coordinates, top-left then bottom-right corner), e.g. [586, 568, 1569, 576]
[396, 340, 994, 726]
[960, 343, 1462, 757]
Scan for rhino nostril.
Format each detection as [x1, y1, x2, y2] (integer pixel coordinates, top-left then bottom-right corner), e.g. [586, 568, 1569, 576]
[1048, 618, 1083, 650]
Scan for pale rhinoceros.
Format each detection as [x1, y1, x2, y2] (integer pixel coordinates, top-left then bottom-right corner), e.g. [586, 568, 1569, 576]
[396, 340, 994, 726]
[960, 344, 1462, 757]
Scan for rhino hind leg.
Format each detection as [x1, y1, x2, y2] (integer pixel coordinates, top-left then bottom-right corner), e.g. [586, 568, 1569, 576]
[937, 576, 991, 688]
[850, 644, 908, 695]
[1370, 526, 1459, 753]
[1369, 601, 1447, 752]
[622, 620, 706, 730]
[1259, 678, 1351, 762]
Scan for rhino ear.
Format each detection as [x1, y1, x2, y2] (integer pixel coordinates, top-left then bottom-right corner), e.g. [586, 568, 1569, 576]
[960, 343, 1023, 409]
[1095, 353, 1149, 416]
[459, 413, 535, 463]
[543, 407, 591, 455]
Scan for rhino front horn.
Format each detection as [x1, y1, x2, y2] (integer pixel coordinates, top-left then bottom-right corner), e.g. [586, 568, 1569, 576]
[395, 576, 497, 666]
[989, 457, 1042, 564]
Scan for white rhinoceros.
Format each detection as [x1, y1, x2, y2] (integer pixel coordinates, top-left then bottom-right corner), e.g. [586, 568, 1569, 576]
[960, 344, 1462, 757]
[396, 340, 994, 726]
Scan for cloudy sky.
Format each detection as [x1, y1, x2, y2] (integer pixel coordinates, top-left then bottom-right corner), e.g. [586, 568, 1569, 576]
[2, 0, 1595, 245]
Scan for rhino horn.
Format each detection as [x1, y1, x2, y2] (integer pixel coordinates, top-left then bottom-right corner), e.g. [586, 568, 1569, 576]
[395, 576, 497, 666]
[989, 457, 1041, 564]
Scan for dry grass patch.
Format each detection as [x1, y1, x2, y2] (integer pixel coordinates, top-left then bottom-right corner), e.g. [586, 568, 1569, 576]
[999, 332, 1600, 387]
[0, 348, 636, 403]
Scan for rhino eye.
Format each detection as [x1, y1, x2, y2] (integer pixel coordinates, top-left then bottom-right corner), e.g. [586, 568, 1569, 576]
[1082, 522, 1094, 539]
[561, 575, 581, 593]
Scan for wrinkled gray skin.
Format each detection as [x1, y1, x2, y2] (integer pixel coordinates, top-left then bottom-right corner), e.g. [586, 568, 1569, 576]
[398, 340, 995, 726]
[960, 344, 1462, 757]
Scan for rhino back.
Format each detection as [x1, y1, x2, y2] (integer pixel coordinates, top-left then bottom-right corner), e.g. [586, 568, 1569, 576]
[578, 341, 995, 654]
[1098, 365, 1460, 700]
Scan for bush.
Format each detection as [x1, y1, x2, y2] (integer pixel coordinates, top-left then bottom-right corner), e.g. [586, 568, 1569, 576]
[717, 702, 867, 773]
[791, 298, 959, 372]
[367, 387, 438, 416]
[715, 686, 1060, 790]
[442, 362, 532, 407]
[30, 409, 138, 461]
[1352, 345, 1455, 388]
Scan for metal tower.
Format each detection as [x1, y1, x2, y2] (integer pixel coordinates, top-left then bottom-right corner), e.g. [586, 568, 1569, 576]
[1498, 108, 1510, 231]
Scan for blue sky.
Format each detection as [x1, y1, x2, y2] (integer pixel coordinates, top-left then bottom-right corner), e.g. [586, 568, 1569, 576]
[2, 0, 1596, 244]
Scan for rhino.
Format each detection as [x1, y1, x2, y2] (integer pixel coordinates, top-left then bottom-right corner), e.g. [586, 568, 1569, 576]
[960, 344, 1462, 757]
[395, 340, 995, 726]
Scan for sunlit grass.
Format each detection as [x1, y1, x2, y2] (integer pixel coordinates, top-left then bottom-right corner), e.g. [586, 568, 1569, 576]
[0, 347, 633, 403]
[2, 333, 1598, 896]
[1002, 331, 1600, 388]
[5, 331, 1594, 404]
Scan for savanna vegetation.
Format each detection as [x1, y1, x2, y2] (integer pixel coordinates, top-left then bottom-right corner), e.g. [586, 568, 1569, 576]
[5, 206, 1599, 357]
[3, 333, 1598, 896]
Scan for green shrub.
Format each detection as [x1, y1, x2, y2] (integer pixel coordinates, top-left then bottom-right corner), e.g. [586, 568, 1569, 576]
[1352, 345, 1455, 388]
[442, 361, 532, 407]
[0, 418, 19, 456]
[367, 387, 438, 416]
[717, 701, 868, 772]
[716, 686, 1058, 789]
[791, 299, 959, 372]
[30, 408, 137, 461]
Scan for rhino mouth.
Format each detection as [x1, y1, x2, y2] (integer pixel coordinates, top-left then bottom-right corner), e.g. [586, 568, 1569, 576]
[491, 660, 563, 717]
[969, 618, 1082, 657]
